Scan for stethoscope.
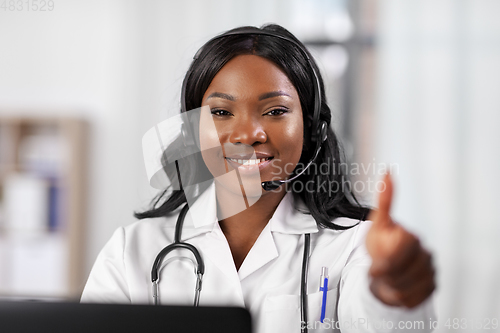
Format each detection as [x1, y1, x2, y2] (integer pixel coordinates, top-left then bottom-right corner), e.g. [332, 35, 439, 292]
[151, 199, 311, 331]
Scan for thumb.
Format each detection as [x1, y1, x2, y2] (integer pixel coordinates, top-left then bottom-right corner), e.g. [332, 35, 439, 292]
[375, 172, 394, 226]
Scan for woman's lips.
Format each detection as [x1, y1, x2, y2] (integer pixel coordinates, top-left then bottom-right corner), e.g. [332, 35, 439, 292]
[224, 157, 274, 174]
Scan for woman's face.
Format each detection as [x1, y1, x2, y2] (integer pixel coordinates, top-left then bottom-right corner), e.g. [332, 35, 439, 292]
[199, 54, 304, 200]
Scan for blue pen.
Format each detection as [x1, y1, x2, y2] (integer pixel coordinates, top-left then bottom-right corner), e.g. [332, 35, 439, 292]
[319, 267, 328, 323]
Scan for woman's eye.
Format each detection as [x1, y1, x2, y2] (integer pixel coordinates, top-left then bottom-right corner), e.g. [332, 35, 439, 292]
[211, 109, 232, 116]
[266, 108, 288, 116]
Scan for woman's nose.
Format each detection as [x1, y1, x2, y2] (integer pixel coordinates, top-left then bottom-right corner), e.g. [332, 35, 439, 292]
[228, 118, 267, 145]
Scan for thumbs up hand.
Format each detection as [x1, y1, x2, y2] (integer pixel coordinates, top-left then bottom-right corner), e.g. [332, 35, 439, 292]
[365, 174, 435, 308]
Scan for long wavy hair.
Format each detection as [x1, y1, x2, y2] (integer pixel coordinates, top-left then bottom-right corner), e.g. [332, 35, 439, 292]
[135, 24, 370, 229]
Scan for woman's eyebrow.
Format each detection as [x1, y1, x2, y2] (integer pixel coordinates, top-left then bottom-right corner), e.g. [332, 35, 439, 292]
[258, 91, 291, 100]
[206, 92, 235, 101]
[205, 90, 291, 101]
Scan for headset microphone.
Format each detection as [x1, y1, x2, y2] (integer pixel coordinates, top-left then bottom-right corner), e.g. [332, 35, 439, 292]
[261, 121, 327, 191]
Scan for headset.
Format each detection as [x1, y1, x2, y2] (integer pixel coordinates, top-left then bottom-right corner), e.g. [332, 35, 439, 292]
[152, 28, 328, 333]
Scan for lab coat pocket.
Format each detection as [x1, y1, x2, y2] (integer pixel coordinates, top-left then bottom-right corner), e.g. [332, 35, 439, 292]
[263, 288, 338, 333]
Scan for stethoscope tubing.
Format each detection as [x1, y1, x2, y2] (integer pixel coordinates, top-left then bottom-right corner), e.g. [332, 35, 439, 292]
[151, 204, 205, 306]
[301, 233, 311, 333]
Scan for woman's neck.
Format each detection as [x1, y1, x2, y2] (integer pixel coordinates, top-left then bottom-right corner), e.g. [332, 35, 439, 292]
[215, 184, 287, 270]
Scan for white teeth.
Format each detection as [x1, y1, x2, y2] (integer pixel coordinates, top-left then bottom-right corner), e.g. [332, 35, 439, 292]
[227, 157, 269, 165]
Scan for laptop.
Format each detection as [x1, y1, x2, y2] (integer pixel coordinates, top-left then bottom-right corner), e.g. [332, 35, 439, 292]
[0, 301, 252, 333]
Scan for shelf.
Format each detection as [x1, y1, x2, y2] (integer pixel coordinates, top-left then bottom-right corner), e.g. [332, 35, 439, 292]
[0, 116, 88, 300]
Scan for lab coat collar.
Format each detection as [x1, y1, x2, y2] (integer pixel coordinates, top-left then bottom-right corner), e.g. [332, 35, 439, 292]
[179, 182, 319, 241]
[177, 181, 219, 241]
[178, 183, 319, 283]
[269, 191, 319, 235]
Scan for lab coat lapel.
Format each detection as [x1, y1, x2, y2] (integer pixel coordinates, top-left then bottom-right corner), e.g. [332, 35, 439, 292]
[237, 192, 318, 281]
[197, 223, 242, 285]
[177, 181, 218, 241]
[181, 182, 242, 284]
[237, 221, 278, 281]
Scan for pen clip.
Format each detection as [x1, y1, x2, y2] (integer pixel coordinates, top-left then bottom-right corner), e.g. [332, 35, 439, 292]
[319, 267, 328, 289]
[319, 267, 329, 323]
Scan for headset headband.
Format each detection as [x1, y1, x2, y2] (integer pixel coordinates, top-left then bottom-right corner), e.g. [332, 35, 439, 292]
[181, 28, 324, 143]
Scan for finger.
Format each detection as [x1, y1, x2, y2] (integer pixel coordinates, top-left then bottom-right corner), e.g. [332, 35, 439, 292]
[370, 264, 435, 309]
[373, 271, 435, 309]
[397, 269, 436, 308]
[369, 278, 403, 307]
[377, 172, 394, 223]
[384, 232, 420, 276]
[369, 258, 389, 277]
[369, 228, 420, 277]
[385, 249, 433, 290]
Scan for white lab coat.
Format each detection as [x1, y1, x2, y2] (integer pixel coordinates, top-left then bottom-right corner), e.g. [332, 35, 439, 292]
[81, 182, 435, 332]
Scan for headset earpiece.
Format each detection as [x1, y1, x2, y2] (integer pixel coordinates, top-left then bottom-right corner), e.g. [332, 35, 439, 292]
[318, 121, 328, 143]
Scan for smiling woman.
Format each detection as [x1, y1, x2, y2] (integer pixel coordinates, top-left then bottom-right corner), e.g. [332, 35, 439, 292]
[137, 25, 369, 229]
[81, 24, 436, 333]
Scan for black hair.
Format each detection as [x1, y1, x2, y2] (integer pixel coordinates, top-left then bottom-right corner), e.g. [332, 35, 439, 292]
[135, 24, 370, 229]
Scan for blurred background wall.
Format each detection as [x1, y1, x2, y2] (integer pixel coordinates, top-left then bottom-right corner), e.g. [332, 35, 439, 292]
[375, 0, 500, 327]
[0, 0, 499, 331]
